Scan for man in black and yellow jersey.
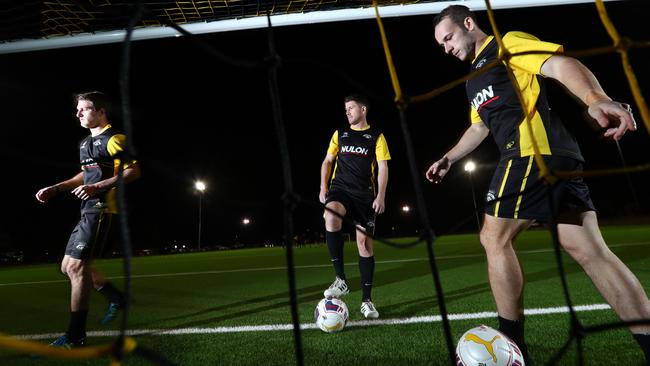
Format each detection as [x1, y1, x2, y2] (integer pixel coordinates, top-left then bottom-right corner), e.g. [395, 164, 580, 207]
[35, 91, 141, 348]
[319, 94, 390, 319]
[426, 5, 650, 364]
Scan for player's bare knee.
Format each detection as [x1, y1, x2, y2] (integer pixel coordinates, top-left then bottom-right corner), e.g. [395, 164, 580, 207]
[65, 265, 81, 279]
[356, 241, 372, 256]
[323, 212, 343, 231]
[65, 260, 87, 280]
[480, 231, 513, 254]
[479, 229, 500, 250]
[479, 228, 490, 248]
[59, 257, 70, 276]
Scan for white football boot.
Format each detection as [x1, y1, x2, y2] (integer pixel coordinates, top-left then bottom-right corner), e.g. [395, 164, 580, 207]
[361, 301, 379, 319]
[323, 277, 349, 298]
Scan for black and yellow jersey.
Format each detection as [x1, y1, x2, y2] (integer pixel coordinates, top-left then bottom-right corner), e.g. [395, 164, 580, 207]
[467, 32, 583, 161]
[79, 124, 136, 213]
[327, 125, 391, 195]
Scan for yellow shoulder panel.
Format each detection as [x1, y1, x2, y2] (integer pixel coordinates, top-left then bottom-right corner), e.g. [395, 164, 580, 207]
[502, 31, 563, 75]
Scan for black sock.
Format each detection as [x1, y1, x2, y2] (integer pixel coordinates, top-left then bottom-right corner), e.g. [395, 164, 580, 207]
[359, 256, 375, 302]
[633, 333, 650, 365]
[498, 316, 531, 363]
[96, 282, 125, 305]
[67, 311, 88, 341]
[326, 231, 346, 280]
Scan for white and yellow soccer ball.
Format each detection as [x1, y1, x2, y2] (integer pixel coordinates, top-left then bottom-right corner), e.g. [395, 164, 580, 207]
[314, 297, 349, 333]
[456, 325, 525, 366]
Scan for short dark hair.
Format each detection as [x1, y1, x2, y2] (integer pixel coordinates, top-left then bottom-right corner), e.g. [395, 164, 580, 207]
[344, 94, 369, 109]
[433, 5, 477, 29]
[74, 91, 111, 115]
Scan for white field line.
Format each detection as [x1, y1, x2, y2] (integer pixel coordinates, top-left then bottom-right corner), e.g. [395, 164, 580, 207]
[1, 241, 648, 287]
[15, 303, 611, 340]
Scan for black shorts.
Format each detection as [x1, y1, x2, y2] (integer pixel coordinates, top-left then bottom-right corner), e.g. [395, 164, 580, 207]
[485, 155, 595, 222]
[325, 188, 376, 234]
[65, 209, 114, 260]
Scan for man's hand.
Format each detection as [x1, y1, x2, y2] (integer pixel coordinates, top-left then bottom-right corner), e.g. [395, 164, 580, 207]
[319, 188, 328, 204]
[372, 196, 385, 215]
[35, 186, 59, 203]
[425, 157, 451, 184]
[588, 101, 637, 141]
[71, 184, 99, 200]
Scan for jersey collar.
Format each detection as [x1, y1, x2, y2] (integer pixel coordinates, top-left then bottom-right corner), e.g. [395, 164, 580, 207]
[350, 125, 370, 131]
[91, 123, 112, 137]
[472, 35, 494, 64]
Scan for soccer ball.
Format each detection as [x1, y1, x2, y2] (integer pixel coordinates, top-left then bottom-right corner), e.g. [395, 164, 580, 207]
[456, 325, 525, 366]
[314, 297, 349, 333]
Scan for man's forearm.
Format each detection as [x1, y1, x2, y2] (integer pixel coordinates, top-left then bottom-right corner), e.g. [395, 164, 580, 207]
[376, 163, 388, 200]
[445, 124, 489, 164]
[542, 55, 609, 106]
[94, 166, 141, 192]
[54, 172, 84, 192]
[320, 161, 332, 190]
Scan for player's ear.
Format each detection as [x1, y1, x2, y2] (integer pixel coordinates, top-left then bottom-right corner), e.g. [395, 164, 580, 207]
[464, 17, 474, 31]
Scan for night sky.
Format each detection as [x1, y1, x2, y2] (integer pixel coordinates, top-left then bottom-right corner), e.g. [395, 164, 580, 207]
[1, 1, 649, 261]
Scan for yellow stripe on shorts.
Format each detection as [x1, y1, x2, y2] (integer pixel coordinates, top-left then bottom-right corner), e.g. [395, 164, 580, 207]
[514, 156, 534, 219]
[494, 159, 513, 217]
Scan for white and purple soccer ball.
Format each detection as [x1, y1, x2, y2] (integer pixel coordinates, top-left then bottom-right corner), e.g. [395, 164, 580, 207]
[456, 325, 525, 366]
[314, 297, 349, 333]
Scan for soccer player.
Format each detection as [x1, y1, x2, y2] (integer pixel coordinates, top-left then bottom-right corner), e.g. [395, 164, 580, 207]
[35, 91, 141, 348]
[319, 94, 391, 319]
[425, 5, 650, 364]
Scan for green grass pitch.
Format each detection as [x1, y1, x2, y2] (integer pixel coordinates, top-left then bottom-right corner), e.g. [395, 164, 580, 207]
[1, 225, 649, 365]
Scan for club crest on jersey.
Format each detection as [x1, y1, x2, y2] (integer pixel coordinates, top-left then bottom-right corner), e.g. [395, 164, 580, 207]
[475, 57, 487, 69]
[93, 140, 102, 146]
[363, 134, 373, 139]
[486, 190, 496, 203]
[341, 132, 349, 138]
[340, 145, 369, 155]
[471, 85, 499, 112]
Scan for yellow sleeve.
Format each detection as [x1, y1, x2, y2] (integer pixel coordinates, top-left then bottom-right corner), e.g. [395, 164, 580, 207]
[470, 107, 482, 124]
[376, 133, 391, 161]
[107, 134, 137, 169]
[502, 31, 563, 75]
[326, 130, 339, 156]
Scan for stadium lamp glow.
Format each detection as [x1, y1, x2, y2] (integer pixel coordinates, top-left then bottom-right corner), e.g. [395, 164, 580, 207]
[464, 161, 476, 173]
[242, 218, 251, 225]
[401, 205, 411, 213]
[195, 181, 206, 192]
